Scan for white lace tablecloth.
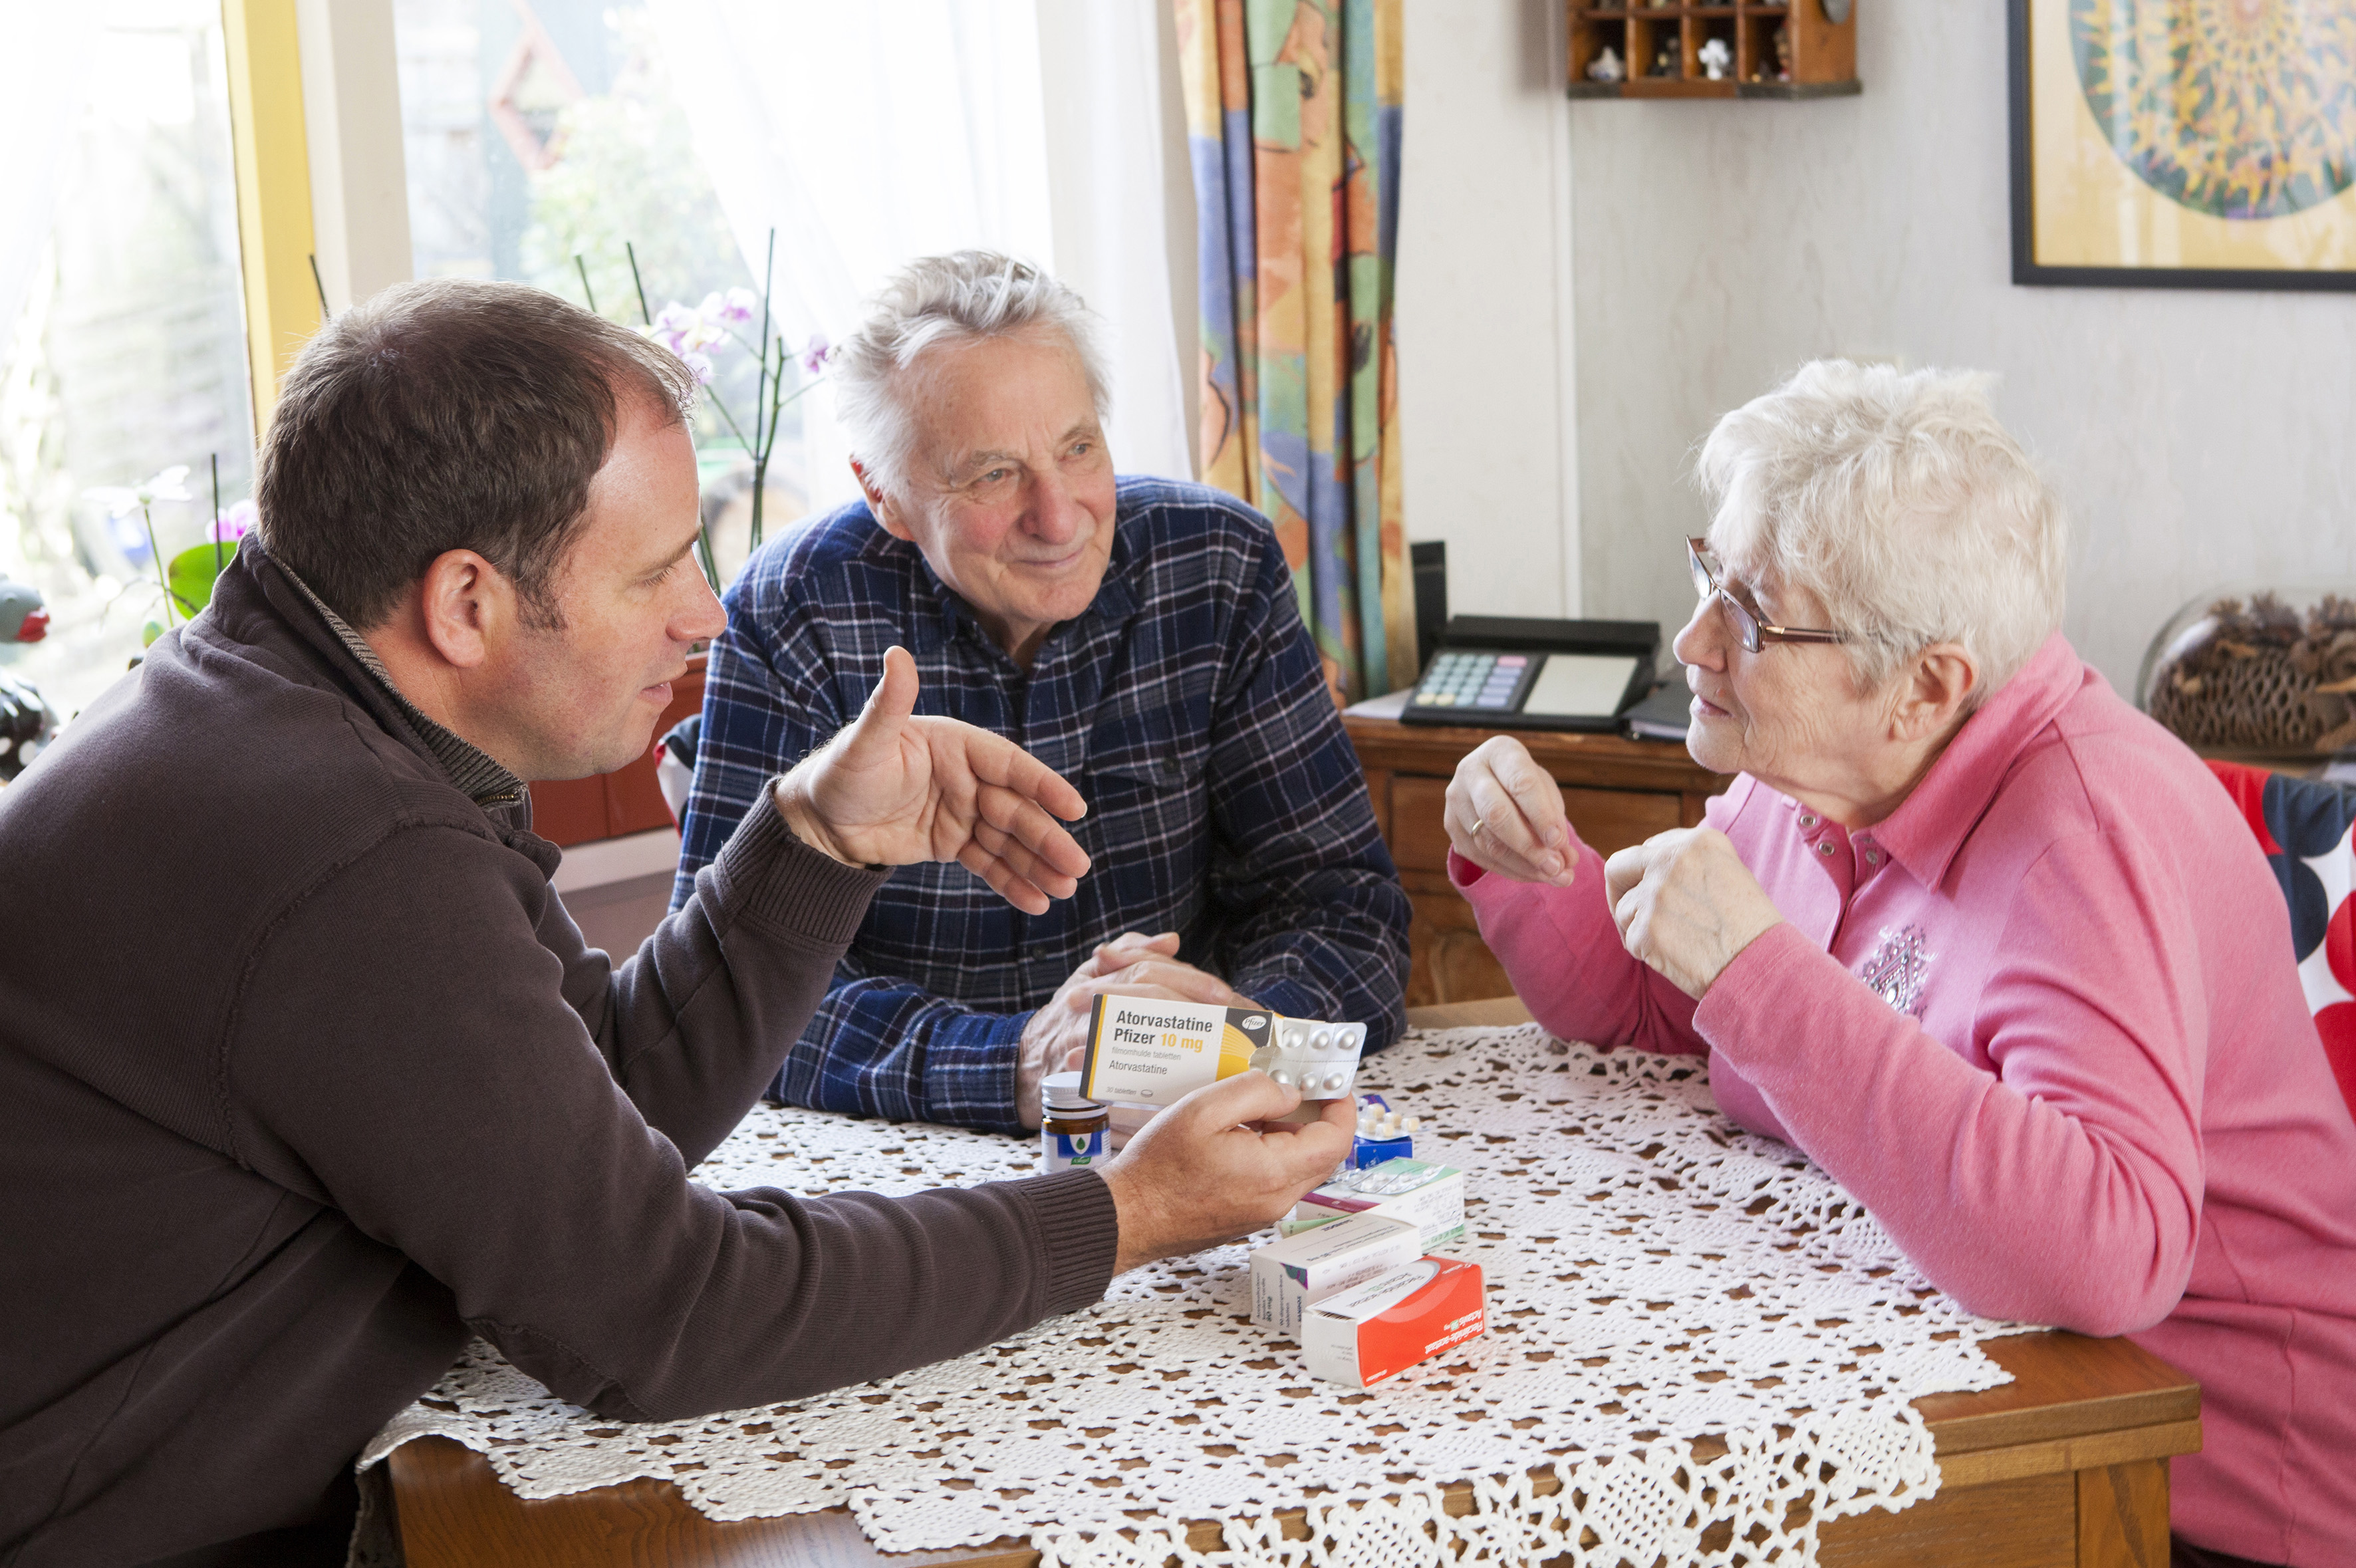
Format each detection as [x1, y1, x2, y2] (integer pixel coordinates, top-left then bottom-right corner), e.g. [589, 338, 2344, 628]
[365, 1026, 2033, 1567]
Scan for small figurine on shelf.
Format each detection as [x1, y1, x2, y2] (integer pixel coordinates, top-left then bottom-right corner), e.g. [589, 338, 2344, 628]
[1773, 24, 1794, 80]
[0, 578, 49, 646]
[1698, 37, 1731, 80]
[0, 668, 57, 782]
[0, 577, 59, 781]
[1651, 41, 1678, 76]
[1587, 44, 1625, 83]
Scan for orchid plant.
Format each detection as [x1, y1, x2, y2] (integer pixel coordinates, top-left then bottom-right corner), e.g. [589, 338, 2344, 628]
[624, 232, 828, 590]
[207, 499, 258, 547]
[82, 465, 193, 642]
[82, 460, 255, 645]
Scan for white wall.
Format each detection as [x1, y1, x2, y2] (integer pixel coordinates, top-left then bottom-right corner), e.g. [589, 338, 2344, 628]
[1570, 5, 2356, 695]
[1396, 0, 1582, 623]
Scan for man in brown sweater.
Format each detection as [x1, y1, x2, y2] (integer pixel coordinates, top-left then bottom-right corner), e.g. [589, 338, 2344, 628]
[0, 281, 1353, 1567]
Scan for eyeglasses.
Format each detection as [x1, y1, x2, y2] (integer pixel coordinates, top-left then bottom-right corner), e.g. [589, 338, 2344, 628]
[1686, 537, 1847, 654]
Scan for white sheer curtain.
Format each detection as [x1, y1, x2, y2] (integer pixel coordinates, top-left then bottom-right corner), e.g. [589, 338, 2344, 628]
[1035, 0, 1194, 489]
[0, 10, 101, 355]
[642, 0, 1190, 510]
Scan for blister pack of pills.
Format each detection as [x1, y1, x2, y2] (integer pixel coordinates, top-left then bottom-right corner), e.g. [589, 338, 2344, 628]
[1254, 1016, 1369, 1100]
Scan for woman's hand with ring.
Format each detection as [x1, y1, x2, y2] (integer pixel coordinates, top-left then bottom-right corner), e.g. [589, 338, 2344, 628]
[1444, 736, 1577, 886]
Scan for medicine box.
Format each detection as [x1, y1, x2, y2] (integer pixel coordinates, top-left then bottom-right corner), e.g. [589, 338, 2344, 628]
[1080, 997, 1268, 1109]
[1248, 1212, 1421, 1337]
[1301, 1255, 1487, 1388]
[1280, 1158, 1466, 1250]
[1080, 997, 1368, 1110]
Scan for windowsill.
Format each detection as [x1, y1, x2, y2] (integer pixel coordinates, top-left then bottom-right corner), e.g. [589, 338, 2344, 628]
[550, 827, 680, 894]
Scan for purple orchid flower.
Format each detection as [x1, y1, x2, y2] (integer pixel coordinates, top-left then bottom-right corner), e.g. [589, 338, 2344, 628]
[801, 334, 831, 377]
[649, 301, 700, 358]
[205, 499, 259, 544]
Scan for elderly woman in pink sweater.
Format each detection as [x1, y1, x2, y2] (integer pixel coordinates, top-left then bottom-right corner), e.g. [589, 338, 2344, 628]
[1447, 362, 2355, 1568]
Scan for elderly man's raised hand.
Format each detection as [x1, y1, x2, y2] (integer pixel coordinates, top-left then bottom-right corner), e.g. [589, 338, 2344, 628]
[773, 646, 1091, 913]
[1603, 827, 1783, 999]
[1445, 735, 1577, 886]
[1099, 1071, 1357, 1273]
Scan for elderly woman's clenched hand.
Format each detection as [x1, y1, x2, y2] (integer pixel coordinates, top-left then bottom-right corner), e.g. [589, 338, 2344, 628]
[1445, 736, 1579, 886]
[1603, 828, 1784, 999]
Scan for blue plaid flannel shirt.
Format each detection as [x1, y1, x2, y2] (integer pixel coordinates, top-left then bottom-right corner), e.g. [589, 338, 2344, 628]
[672, 476, 1410, 1134]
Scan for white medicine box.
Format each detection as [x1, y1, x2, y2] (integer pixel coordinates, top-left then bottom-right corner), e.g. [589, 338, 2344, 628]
[1248, 1212, 1421, 1338]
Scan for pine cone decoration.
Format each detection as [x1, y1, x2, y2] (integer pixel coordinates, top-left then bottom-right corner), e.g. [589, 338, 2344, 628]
[2150, 594, 2356, 753]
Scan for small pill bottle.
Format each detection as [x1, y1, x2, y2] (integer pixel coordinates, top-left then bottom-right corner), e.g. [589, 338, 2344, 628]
[1040, 1072, 1111, 1172]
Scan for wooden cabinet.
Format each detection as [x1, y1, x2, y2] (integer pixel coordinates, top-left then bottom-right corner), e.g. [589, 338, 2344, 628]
[1346, 714, 1733, 1007]
[528, 656, 706, 847]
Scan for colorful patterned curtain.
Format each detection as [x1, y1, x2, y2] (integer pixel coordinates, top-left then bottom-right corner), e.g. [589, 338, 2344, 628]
[1175, 0, 1412, 703]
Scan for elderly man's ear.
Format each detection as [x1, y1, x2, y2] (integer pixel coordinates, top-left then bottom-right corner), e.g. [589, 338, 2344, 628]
[851, 460, 916, 543]
[1887, 643, 1980, 743]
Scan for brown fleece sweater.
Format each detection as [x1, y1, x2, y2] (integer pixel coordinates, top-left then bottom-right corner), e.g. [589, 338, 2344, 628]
[0, 541, 1120, 1567]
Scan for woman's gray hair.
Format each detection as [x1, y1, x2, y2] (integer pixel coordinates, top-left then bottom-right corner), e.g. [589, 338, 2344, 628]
[833, 250, 1111, 499]
[1696, 360, 2067, 705]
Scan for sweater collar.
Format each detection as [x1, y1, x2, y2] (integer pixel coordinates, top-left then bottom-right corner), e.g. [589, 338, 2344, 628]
[1866, 631, 2088, 890]
[257, 545, 529, 810]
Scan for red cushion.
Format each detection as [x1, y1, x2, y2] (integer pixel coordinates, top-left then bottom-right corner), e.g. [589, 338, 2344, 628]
[2206, 759, 2284, 856]
[2204, 761, 2356, 1122]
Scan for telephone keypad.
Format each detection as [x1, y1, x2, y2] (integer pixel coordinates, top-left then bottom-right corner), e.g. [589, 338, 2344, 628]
[1411, 650, 1533, 713]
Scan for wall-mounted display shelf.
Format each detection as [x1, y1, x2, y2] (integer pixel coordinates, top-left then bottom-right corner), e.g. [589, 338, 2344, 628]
[1568, 1, 1860, 100]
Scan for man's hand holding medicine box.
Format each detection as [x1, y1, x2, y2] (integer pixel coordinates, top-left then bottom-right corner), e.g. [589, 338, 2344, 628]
[1248, 1212, 1422, 1338]
[1081, 996, 1369, 1110]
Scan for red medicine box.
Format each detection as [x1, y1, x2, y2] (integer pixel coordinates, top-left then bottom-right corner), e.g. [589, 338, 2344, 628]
[1300, 1255, 1486, 1388]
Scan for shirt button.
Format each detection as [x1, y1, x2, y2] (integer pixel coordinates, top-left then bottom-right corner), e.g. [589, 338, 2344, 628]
[1798, 813, 1819, 828]
[1865, 849, 1881, 864]
[1816, 842, 1835, 857]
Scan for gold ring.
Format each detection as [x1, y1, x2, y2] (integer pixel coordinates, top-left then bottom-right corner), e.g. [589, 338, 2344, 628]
[1471, 817, 1485, 837]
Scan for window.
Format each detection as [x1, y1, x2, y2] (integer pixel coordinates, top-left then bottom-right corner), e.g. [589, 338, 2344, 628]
[392, 0, 809, 585]
[0, 0, 254, 721]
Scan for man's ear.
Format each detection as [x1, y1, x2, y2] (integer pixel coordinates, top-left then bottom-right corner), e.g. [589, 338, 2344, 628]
[415, 549, 512, 670]
[851, 459, 915, 543]
[1892, 642, 1978, 743]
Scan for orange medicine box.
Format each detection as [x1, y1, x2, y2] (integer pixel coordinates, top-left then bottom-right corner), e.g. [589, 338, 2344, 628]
[1300, 1256, 1486, 1388]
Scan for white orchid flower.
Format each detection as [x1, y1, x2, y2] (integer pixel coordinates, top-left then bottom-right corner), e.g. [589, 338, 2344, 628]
[83, 465, 194, 519]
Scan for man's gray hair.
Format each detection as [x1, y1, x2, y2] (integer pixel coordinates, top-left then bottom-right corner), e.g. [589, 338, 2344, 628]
[833, 250, 1112, 499]
[1695, 360, 2067, 706]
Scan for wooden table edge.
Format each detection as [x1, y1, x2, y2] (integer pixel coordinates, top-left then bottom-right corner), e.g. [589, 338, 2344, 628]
[386, 1329, 2198, 1567]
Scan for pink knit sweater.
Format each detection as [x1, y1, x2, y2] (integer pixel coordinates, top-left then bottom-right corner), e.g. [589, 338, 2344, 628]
[1453, 634, 2356, 1565]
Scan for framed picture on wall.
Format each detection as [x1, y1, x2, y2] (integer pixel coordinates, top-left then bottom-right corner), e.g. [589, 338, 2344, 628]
[2008, 0, 2356, 290]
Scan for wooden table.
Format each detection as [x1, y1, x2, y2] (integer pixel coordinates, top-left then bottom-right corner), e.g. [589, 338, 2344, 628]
[385, 1000, 2200, 1568]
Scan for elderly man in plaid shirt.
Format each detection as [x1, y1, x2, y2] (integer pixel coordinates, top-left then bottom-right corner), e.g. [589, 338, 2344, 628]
[674, 251, 1409, 1133]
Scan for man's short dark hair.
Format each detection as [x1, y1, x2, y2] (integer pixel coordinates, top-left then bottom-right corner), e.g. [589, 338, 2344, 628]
[257, 278, 698, 630]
